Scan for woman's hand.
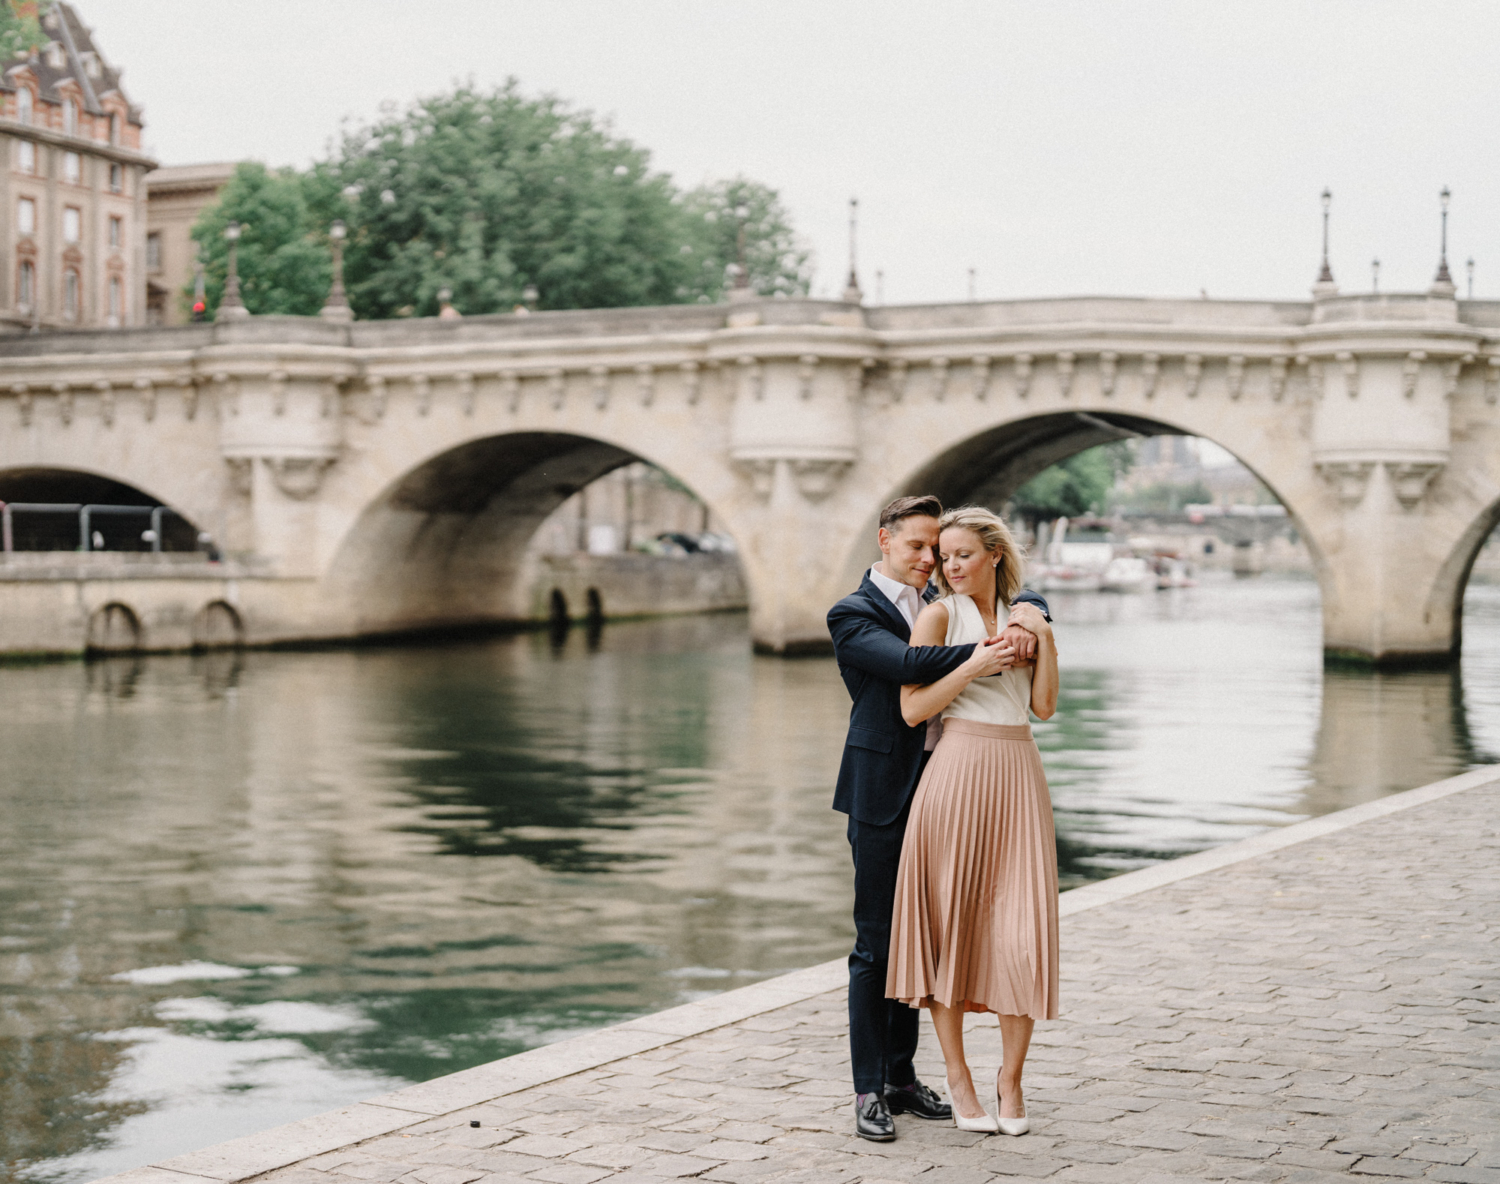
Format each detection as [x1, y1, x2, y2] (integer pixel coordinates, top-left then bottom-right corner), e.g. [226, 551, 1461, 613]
[1007, 602, 1052, 639]
[964, 638, 1015, 678]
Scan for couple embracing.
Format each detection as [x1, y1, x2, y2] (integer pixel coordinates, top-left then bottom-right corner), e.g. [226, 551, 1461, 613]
[827, 495, 1060, 1141]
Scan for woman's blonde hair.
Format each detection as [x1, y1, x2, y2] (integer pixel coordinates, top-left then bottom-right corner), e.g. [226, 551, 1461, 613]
[933, 505, 1026, 608]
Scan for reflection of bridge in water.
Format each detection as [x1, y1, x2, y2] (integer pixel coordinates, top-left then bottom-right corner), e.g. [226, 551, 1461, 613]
[1, 285, 1498, 663]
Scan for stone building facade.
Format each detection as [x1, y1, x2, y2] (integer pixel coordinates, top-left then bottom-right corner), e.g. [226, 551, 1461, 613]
[144, 161, 234, 325]
[0, 2, 153, 331]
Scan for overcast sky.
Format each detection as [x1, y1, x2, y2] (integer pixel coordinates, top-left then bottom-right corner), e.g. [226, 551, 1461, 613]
[81, 0, 1499, 305]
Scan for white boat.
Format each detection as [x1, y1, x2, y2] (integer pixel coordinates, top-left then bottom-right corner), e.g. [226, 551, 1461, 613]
[1100, 556, 1151, 593]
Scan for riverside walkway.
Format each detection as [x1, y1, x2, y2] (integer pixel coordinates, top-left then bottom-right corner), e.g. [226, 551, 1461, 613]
[98, 770, 1500, 1184]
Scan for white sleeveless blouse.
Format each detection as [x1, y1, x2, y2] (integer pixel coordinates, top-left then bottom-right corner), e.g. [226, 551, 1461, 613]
[939, 593, 1034, 727]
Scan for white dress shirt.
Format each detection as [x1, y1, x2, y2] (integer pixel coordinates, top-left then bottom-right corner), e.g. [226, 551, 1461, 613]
[869, 564, 942, 751]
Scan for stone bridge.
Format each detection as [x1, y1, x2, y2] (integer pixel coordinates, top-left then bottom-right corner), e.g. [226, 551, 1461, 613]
[1, 287, 1498, 664]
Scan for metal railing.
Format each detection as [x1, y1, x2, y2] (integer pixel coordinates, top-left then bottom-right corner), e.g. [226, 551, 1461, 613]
[0, 501, 186, 554]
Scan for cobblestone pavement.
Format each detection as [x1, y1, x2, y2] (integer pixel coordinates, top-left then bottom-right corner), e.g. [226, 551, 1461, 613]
[165, 781, 1500, 1184]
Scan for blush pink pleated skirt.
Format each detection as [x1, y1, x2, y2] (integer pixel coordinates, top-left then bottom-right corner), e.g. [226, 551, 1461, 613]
[886, 718, 1060, 1019]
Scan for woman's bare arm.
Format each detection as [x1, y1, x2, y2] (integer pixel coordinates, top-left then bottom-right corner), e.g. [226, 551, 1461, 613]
[1009, 602, 1058, 719]
[900, 603, 1013, 726]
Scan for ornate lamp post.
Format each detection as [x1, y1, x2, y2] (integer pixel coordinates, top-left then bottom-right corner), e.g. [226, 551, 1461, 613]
[320, 219, 352, 322]
[842, 197, 862, 304]
[217, 221, 249, 321]
[1312, 188, 1336, 295]
[727, 204, 752, 301]
[1431, 187, 1455, 295]
[1372, 258, 1380, 293]
[1466, 257, 1475, 300]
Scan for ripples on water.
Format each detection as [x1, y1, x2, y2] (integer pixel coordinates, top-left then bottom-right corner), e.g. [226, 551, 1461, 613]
[4, 575, 1499, 1183]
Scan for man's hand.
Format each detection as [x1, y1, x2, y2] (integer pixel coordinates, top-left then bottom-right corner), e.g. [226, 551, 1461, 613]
[982, 622, 1036, 662]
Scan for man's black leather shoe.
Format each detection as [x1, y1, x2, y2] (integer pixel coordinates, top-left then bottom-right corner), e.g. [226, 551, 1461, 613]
[885, 1079, 952, 1121]
[854, 1093, 896, 1141]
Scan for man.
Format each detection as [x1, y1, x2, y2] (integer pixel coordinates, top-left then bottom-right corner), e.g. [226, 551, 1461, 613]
[826, 495, 1051, 1141]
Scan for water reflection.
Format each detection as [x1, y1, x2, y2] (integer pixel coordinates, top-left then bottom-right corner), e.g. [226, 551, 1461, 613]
[3, 577, 1497, 1184]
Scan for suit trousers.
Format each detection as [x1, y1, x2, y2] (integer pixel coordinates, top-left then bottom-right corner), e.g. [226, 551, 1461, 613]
[846, 755, 927, 1095]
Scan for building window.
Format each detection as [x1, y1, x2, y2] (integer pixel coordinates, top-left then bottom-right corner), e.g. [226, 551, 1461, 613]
[146, 231, 161, 271]
[63, 151, 80, 185]
[108, 274, 122, 325]
[17, 87, 32, 124]
[17, 197, 35, 235]
[108, 113, 120, 146]
[109, 162, 122, 193]
[63, 98, 77, 136]
[63, 206, 80, 243]
[63, 269, 79, 321]
[16, 139, 34, 174]
[109, 215, 121, 248]
[17, 260, 34, 309]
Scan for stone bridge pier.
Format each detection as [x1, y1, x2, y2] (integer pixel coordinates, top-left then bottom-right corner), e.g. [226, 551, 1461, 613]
[0, 289, 1497, 664]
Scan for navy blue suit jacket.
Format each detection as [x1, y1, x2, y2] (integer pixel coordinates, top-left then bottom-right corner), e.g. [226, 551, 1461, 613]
[827, 574, 1051, 826]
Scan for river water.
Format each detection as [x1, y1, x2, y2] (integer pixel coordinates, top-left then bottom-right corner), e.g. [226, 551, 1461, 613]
[4, 575, 1499, 1184]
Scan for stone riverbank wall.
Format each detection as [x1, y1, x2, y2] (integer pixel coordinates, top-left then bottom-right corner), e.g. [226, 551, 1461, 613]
[0, 551, 747, 657]
[87, 765, 1500, 1184]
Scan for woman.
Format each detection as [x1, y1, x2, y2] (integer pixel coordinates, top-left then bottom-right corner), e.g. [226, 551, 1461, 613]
[886, 505, 1059, 1136]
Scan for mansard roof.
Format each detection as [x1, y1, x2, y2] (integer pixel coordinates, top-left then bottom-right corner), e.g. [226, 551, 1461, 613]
[0, 3, 142, 125]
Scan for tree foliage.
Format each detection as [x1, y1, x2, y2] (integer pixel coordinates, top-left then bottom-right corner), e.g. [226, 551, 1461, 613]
[0, 1, 49, 62]
[187, 83, 813, 320]
[1010, 442, 1135, 525]
[189, 162, 332, 317]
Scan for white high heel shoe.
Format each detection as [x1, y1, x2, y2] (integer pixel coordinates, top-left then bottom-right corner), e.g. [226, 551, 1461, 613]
[945, 1076, 999, 1134]
[996, 1086, 1029, 1136]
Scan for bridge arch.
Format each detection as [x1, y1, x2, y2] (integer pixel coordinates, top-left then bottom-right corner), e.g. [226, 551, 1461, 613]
[833, 409, 1326, 602]
[0, 466, 205, 551]
[320, 429, 750, 638]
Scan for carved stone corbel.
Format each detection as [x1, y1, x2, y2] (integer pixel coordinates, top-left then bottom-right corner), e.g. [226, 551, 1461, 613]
[737, 356, 762, 401]
[411, 373, 431, 416]
[13, 384, 31, 426]
[453, 372, 475, 417]
[134, 377, 155, 422]
[1183, 355, 1202, 398]
[798, 355, 819, 401]
[270, 370, 289, 416]
[1316, 459, 1376, 506]
[680, 361, 701, 406]
[791, 459, 853, 501]
[1403, 351, 1426, 399]
[547, 369, 566, 411]
[1013, 353, 1033, 398]
[1385, 461, 1444, 510]
[1226, 355, 1245, 400]
[501, 371, 520, 413]
[1269, 356, 1288, 402]
[971, 355, 992, 400]
[225, 457, 254, 496]
[320, 379, 340, 419]
[844, 359, 869, 403]
[929, 356, 949, 401]
[1444, 355, 1473, 400]
[366, 374, 387, 421]
[1140, 353, 1160, 398]
[95, 379, 114, 426]
[1300, 356, 1324, 400]
[265, 456, 336, 500]
[1099, 352, 1118, 397]
[734, 457, 777, 499]
[888, 358, 908, 402]
[213, 371, 235, 418]
[1487, 357, 1500, 405]
[635, 363, 655, 407]
[1056, 352, 1076, 397]
[1337, 352, 1358, 398]
[590, 365, 610, 410]
[54, 381, 73, 425]
[179, 376, 199, 421]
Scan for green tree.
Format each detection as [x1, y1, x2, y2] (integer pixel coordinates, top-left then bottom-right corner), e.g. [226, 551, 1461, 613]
[312, 83, 697, 318]
[1010, 442, 1134, 526]
[679, 176, 812, 300]
[188, 162, 331, 317]
[0, 1, 49, 62]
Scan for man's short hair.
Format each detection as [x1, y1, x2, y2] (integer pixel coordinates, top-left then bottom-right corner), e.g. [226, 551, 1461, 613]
[879, 494, 943, 533]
